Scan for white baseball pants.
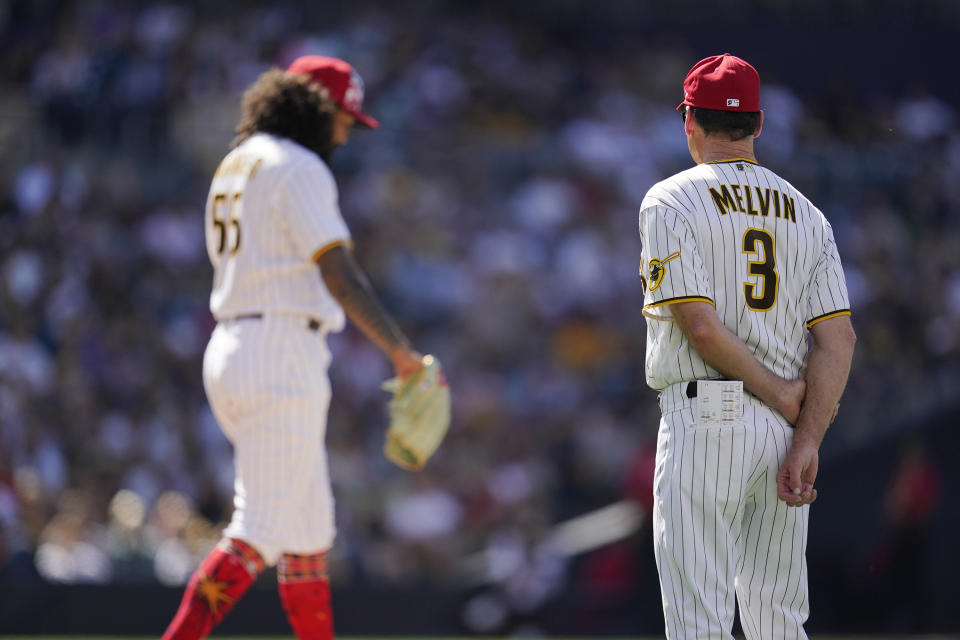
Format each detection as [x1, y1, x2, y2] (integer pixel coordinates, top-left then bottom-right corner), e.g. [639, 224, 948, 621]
[653, 382, 810, 640]
[203, 315, 335, 565]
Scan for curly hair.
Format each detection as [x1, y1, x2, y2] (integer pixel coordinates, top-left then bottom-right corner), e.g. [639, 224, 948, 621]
[232, 68, 336, 159]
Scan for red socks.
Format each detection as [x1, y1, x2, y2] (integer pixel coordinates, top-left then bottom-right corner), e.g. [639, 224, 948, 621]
[277, 552, 335, 640]
[161, 540, 333, 640]
[161, 538, 266, 640]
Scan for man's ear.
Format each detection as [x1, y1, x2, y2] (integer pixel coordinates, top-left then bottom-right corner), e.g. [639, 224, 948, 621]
[683, 107, 696, 137]
[754, 110, 764, 139]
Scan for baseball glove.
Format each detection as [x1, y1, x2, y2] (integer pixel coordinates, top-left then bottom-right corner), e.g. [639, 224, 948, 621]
[382, 354, 451, 471]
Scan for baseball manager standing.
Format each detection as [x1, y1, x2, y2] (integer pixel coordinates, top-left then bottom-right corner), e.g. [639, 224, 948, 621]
[638, 53, 856, 639]
[162, 56, 425, 640]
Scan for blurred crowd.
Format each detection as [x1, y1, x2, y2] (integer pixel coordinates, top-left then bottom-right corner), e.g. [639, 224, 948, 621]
[0, 0, 956, 613]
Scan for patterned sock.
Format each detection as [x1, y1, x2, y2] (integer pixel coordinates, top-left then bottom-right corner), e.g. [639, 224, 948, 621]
[161, 538, 266, 640]
[277, 552, 335, 640]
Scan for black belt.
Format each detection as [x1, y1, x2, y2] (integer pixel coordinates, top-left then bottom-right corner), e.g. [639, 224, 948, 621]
[685, 379, 732, 398]
[225, 313, 323, 332]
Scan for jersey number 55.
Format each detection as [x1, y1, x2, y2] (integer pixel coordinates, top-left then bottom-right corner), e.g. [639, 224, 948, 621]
[212, 192, 242, 257]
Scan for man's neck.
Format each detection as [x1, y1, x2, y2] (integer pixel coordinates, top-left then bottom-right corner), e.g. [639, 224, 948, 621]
[698, 140, 757, 164]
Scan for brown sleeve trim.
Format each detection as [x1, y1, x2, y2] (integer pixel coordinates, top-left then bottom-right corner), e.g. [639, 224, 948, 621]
[806, 309, 851, 329]
[312, 239, 352, 263]
[641, 296, 715, 321]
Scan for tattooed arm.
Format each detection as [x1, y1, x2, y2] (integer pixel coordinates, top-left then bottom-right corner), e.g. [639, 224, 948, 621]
[316, 245, 422, 377]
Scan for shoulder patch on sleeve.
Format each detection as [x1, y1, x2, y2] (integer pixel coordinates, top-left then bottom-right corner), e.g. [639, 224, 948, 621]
[648, 251, 681, 292]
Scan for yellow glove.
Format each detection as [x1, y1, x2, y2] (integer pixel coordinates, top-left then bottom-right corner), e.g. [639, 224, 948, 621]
[382, 355, 451, 471]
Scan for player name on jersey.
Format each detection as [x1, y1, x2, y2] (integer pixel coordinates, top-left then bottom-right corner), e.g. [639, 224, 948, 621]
[708, 182, 796, 222]
[214, 152, 263, 180]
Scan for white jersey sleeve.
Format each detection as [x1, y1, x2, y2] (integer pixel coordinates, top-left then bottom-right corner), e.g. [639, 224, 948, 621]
[278, 157, 352, 262]
[639, 197, 722, 387]
[639, 203, 714, 320]
[805, 219, 850, 328]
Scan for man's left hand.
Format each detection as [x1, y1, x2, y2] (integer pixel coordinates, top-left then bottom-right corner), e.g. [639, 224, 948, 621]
[777, 439, 819, 507]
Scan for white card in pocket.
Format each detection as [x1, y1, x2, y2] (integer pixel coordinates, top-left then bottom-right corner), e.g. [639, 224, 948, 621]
[695, 380, 744, 427]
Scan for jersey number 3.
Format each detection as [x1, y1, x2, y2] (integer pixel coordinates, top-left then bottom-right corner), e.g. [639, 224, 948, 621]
[212, 193, 242, 256]
[742, 228, 777, 311]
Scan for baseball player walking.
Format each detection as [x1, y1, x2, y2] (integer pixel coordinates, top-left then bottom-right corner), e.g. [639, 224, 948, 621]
[161, 56, 424, 640]
[638, 54, 856, 639]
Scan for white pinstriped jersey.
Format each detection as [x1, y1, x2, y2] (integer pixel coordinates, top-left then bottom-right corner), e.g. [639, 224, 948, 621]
[206, 133, 350, 331]
[639, 158, 850, 390]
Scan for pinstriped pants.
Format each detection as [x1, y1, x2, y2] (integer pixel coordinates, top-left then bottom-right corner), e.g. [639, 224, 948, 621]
[203, 316, 336, 566]
[653, 383, 810, 640]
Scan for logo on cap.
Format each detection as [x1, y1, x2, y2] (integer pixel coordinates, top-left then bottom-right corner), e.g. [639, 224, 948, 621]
[344, 70, 364, 111]
[726, 98, 740, 107]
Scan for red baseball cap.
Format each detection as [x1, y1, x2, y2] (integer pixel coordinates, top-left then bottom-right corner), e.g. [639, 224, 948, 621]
[677, 53, 760, 113]
[287, 55, 380, 128]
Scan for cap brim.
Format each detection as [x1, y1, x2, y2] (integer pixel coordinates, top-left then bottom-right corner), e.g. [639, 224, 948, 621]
[346, 107, 379, 129]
